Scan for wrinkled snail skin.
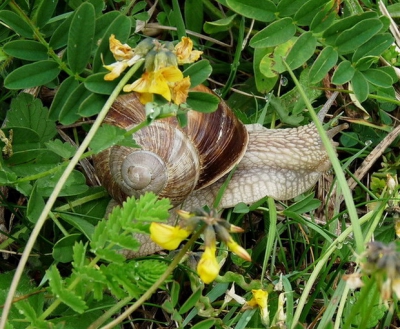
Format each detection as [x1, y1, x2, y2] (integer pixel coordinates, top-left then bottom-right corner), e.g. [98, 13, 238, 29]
[183, 122, 336, 209]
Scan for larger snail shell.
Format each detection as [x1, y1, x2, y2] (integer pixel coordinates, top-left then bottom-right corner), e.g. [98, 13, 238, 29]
[93, 86, 249, 206]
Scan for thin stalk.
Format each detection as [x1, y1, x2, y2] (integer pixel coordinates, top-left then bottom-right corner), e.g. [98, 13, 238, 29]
[0, 59, 144, 329]
[290, 210, 374, 328]
[283, 60, 364, 254]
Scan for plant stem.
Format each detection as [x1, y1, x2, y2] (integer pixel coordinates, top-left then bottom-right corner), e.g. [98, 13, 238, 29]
[0, 59, 144, 329]
[92, 229, 203, 329]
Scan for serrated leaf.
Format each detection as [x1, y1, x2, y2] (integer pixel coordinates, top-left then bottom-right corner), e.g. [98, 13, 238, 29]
[27, 183, 45, 223]
[67, 2, 95, 74]
[285, 32, 317, 70]
[95, 249, 126, 263]
[0, 10, 33, 38]
[53, 234, 82, 263]
[90, 124, 129, 153]
[183, 60, 213, 88]
[352, 33, 394, 62]
[7, 93, 57, 143]
[294, 0, 329, 26]
[332, 60, 355, 85]
[203, 14, 236, 34]
[226, 0, 276, 22]
[250, 17, 296, 48]
[4, 60, 60, 90]
[309, 46, 338, 84]
[3, 40, 48, 61]
[336, 18, 383, 54]
[351, 70, 369, 103]
[36, 170, 88, 197]
[45, 140, 76, 158]
[47, 266, 88, 313]
[186, 91, 219, 113]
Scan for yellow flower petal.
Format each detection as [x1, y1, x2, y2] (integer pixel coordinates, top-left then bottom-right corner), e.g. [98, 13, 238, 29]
[104, 61, 129, 81]
[109, 34, 134, 61]
[150, 223, 191, 250]
[197, 245, 219, 284]
[174, 37, 203, 64]
[148, 70, 171, 101]
[226, 238, 252, 262]
[123, 71, 152, 93]
[171, 76, 191, 105]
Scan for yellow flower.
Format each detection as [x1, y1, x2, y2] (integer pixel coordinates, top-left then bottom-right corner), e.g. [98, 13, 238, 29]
[149, 223, 191, 250]
[226, 238, 252, 262]
[170, 76, 191, 105]
[124, 66, 184, 103]
[174, 37, 203, 64]
[246, 289, 269, 325]
[103, 35, 143, 81]
[197, 244, 219, 284]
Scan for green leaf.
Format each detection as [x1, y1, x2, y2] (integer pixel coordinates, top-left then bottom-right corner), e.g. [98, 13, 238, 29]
[53, 234, 82, 263]
[186, 91, 220, 113]
[27, 183, 45, 223]
[351, 70, 369, 103]
[309, 46, 338, 84]
[323, 12, 378, 45]
[191, 319, 216, 329]
[6, 93, 57, 143]
[49, 12, 74, 50]
[92, 14, 131, 72]
[183, 59, 213, 88]
[285, 32, 317, 70]
[59, 83, 91, 124]
[78, 93, 107, 117]
[254, 47, 279, 93]
[95, 249, 126, 263]
[184, 0, 203, 35]
[336, 18, 383, 54]
[226, 0, 276, 22]
[4, 60, 60, 90]
[352, 33, 394, 62]
[362, 68, 393, 88]
[332, 60, 355, 85]
[179, 287, 202, 314]
[294, 0, 330, 26]
[203, 14, 236, 34]
[84, 72, 120, 95]
[309, 3, 336, 33]
[276, 0, 306, 17]
[32, 0, 58, 28]
[260, 39, 294, 77]
[284, 193, 321, 213]
[49, 76, 79, 120]
[47, 265, 88, 313]
[3, 40, 48, 61]
[250, 17, 296, 48]
[354, 56, 378, 71]
[90, 124, 129, 154]
[67, 2, 95, 74]
[61, 214, 96, 240]
[36, 170, 89, 197]
[45, 140, 76, 159]
[0, 10, 33, 38]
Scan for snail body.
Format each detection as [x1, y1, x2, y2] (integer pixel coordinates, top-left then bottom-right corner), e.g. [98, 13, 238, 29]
[94, 86, 341, 209]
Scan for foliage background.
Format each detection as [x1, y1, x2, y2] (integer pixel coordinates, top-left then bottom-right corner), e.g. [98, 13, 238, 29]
[0, 0, 399, 328]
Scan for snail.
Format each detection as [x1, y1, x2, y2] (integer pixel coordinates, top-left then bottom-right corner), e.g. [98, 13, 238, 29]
[93, 85, 346, 211]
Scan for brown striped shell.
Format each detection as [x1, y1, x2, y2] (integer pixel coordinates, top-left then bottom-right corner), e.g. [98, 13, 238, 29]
[93, 86, 249, 206]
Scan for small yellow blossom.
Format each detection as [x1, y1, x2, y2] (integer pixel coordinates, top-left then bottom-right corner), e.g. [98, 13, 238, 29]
[246, 289, 269, 325]
[197, 243, 219, 284]
[174, 37, 203, 64]
[109, 34, 134, 61]
[149, 223, 191, 250]
[343, 273, 364, 290]
[226, 237, 252, 262]
[170, 76, 191, 105]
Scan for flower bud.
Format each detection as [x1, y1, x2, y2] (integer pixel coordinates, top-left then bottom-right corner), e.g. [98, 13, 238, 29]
[149, 223, 191, 250]
[197, 243, 219, 284]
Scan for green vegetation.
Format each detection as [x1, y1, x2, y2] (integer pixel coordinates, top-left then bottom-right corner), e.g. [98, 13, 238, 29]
[0, 0, 399, 328]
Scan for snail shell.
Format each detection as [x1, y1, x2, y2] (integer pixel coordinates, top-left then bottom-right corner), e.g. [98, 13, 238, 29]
[93, 86, 249, 206]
